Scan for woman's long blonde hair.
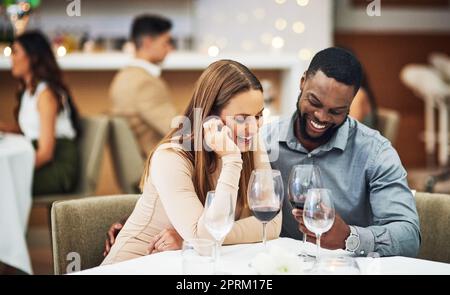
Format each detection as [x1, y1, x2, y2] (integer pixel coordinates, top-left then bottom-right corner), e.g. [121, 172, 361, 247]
[140, 59, 263, 211]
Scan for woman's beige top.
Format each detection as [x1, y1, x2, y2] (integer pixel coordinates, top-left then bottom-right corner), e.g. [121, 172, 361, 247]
[102, 138, 282, 265]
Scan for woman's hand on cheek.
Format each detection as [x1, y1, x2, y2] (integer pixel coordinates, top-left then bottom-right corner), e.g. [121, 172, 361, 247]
[203, 118, 240, 157]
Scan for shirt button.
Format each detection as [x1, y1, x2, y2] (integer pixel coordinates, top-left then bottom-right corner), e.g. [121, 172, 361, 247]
[307, 154, 312, 158]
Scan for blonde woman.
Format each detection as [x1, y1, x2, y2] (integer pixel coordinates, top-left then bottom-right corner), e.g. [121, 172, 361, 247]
[102, 60, 281, 264]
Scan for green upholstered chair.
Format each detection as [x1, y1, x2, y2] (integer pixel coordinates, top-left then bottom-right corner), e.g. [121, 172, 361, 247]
[51, 194, 139, 274]
[108, 116, 145, 194]
[415, 192, 450, 263]
[377, 108, 400, 145]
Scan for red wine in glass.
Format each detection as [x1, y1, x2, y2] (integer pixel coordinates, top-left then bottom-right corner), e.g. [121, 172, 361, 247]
[251, 206, 280, 222]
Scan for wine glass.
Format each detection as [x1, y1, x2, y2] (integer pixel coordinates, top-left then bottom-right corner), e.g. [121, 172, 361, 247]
[203, 190, 234, 273]
[247, 169, 284, 249]
[288, 164, 322, 260]
[303, 188, 335, 261]
[310, 256, 361, 275]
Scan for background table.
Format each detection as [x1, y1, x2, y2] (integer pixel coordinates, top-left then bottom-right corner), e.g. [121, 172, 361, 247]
[76, 238, 450, 275]
[0, 133, 35, 274]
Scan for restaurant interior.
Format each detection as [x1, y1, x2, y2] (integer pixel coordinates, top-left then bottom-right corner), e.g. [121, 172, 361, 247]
[0, 0, 450, 276]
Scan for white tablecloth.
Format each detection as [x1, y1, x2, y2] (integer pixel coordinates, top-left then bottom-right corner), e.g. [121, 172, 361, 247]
[75, 238, 450, 275]
[0, 133, 35, 274]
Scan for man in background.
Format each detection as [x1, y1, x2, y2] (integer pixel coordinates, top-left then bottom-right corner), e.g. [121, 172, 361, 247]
[110, 14, 178, 157]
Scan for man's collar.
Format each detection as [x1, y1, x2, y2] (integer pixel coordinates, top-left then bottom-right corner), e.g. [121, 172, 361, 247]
[279, 112, 297, 143]
[128, 58, 161, 77]
[322, 117, 349, 152]
[281, 112, 349, 152]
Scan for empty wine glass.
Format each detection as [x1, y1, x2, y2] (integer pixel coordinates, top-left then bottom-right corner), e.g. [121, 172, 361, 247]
[288, 164, 322, 260]
[182, 239, 215, 275]
[247, 169, 284, 249]
[203, 190, 234, 273]
[303, 188, 335, 261]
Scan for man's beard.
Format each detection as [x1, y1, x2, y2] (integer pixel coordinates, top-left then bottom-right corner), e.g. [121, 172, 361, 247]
[296, 93, 347, 143]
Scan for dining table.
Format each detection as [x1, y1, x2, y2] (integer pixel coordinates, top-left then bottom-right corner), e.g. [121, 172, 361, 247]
[0, 132, 35, 274]
[74, 237, 450, 275]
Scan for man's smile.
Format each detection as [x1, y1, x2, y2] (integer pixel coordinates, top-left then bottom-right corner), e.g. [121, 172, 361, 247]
[305, 115, 331, 136]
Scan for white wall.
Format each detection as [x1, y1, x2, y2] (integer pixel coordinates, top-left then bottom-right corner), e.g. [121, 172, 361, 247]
[30, 0, 194, 39]
[193, 0, 332, 56]
[25, 0, 333, 117]
[28, 0, 332, 56]
[335, 0, 450, 32]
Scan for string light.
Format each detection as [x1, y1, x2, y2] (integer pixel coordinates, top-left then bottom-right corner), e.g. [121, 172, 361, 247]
[208, 45, 220, 57]
[297, 0, 309, 6]
[253, 8, 266, 20]
[298, 48, 312, 60]
[275, 18, 287, 31]
[292, 21, 305, 34]
[3, 46, 12, 57]
[271, 37, 284, 49]
[57, 45, 67, 57]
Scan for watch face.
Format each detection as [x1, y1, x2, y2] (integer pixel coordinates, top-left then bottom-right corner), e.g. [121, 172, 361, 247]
[346, 236, 359, 251]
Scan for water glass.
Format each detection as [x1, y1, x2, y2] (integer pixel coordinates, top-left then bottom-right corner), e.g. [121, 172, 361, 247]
[182, 239, 215, 275]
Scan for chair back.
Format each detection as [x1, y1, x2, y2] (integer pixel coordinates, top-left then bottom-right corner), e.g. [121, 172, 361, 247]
[377, 108, 400, 144]
[415, 192, 450, 263]
[74, 116, 110, 195]
[33, 116, 109, 206]
[109, 116, 145, 193]
[51, 194, 140, 274]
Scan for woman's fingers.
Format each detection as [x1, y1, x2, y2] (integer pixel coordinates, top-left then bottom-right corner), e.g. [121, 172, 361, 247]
[147, 229, 164, 254]
[147, 237, 157, 254]
[149, 229, 171, 254]
[103, 239, 110, 257]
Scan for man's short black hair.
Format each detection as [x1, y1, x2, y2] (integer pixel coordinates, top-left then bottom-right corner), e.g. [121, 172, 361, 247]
[306, 47, 362, 94]
[131, 14, 172, 48]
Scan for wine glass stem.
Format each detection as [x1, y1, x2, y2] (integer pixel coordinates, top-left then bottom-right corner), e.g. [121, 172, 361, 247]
[316, 234, 321, 260]
[301, 233, 307, 254]
[214, 240, 220, 272]
[262, 222, 267, 249]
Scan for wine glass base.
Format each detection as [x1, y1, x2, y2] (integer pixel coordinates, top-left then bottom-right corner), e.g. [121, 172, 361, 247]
[298, 253, 316, 260]
[297, 253, 316, 272]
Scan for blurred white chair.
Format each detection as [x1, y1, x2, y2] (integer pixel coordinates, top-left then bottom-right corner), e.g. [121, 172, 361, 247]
[401, 56, 450, 192]
[429, 52, 450, 82]
[400, 64, 450, 167]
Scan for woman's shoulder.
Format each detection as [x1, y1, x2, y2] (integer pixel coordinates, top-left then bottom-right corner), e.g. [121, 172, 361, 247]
[151, 143, 194, 171]
[35, 81, 49, 94]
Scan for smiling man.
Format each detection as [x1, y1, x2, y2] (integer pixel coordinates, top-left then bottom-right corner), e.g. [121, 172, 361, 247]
[264, 47, 420, 257]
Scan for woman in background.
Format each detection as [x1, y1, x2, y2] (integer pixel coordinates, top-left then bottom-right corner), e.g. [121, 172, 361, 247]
[0, 30, 81, 195]
[102, 59, 281, 265]
[349, 68, 378, 130]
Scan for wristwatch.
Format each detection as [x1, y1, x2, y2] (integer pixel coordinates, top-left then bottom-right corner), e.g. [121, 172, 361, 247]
[345, 226, 360, 253]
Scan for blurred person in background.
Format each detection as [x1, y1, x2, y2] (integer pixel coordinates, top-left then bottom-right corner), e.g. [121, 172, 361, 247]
[109, 14, 178, 157]
[0, 30, 81, 195]
[349, 68, 378, 130]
